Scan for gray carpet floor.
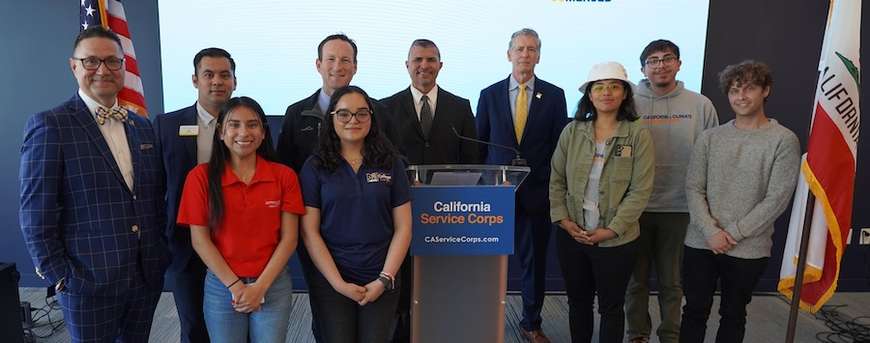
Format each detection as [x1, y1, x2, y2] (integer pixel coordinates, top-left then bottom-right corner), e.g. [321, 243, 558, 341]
[17, 288, 868, 342]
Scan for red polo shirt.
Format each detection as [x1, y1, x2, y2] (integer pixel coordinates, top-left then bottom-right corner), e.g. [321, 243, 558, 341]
[177, 157, 305, 277]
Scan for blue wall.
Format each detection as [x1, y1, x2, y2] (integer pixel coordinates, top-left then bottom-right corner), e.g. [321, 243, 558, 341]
[1, 1, 867, 292]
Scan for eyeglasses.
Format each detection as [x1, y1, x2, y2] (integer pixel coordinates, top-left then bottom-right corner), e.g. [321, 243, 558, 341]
[644, 55, 678, 67]
[590, 83, 625, 94]
[331, 109, 372, 123]
[75, 56, 125, 71]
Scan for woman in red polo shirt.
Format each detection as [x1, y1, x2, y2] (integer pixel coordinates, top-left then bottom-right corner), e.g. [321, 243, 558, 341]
[177, 96, 304, 343]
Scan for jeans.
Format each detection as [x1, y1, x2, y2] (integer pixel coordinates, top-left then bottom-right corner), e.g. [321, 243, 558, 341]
[308, 270, 400, 343]
[203, 270, 294, 343]
[625, 212, 689, 343]
[556, 229, 639, 343]
[679, 246, 768, 343]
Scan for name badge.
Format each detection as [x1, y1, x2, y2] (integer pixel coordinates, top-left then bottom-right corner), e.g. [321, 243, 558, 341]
[179, 125, 199, 136]
[615, 144, 633, 158]
[366, 172, 392, 184]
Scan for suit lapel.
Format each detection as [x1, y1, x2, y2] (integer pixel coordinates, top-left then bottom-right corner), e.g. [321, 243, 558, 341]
[498, 77, 519, 147]
[70, 96, 130, 192]
[523, 78, 545, 144]
[402, 88, 425, 138]
[181, 105, 198, 166]
[431, 87, 449, 133]
[124, 119, 141, 194]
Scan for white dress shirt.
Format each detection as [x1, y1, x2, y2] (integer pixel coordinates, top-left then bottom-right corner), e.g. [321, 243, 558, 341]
[508, 75, 535, 122]
[78, 89, 134, 190]
[409, 84, 439, 121]
[195, 102, 217, 164]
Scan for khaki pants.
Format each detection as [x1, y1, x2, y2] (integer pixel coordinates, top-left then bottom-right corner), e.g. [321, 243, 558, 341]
[625, 212, 689, 343]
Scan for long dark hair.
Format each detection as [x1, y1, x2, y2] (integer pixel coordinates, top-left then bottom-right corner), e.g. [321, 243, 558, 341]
[314, 86, 398, 173]
[207, 96, 277, 230]
[574, 80, 639, 122]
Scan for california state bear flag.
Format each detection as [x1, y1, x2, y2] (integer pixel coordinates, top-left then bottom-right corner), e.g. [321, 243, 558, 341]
[778, 0, 860, 313]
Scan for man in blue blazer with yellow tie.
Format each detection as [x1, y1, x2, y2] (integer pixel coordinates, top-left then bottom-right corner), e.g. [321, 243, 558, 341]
[476, 28, 568, 343]
[154, 48, 236, 343]
[19, 27, 169, 342]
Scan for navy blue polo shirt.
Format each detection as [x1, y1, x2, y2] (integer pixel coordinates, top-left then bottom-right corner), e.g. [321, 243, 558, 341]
[299, 155, 411, 285]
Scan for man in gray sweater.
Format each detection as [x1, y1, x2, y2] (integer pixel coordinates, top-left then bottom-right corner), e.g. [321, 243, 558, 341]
[626, 39, 719, 343]
[681, 60, 800, 343]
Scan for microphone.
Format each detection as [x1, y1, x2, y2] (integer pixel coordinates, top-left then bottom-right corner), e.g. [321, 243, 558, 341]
[451, 126, 527, 166]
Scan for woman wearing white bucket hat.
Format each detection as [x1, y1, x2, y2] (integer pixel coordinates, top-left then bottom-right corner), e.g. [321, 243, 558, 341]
[549, 61, 655, 343]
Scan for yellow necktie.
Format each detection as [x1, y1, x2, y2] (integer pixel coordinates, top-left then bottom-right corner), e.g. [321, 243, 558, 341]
[515, 83, 528, 143]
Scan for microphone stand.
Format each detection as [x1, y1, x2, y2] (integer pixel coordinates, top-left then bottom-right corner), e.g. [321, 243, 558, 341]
[450, 126, 527, 166]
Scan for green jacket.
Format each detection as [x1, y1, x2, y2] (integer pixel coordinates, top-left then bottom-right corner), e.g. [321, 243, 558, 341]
[549, 119, 655, 247]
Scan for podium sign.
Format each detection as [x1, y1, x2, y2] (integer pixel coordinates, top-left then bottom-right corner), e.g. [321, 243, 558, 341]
[411, 186, 514, 255]
[406, 165, 529, 343]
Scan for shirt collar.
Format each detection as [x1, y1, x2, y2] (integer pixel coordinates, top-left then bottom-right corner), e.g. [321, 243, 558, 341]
[195, 101, 217, 125]
[78, 89, 118, 118]
[410, 84, 438, 106]
[509, 74, 536, 93]
[317, 89, 331, 113]
[220, 156, 277, 186]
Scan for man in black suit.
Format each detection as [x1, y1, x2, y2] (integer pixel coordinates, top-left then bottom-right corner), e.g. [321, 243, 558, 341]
[155, 47, 237, 343]
[380, 39, 479, 343]
[381, 39, 478, 165]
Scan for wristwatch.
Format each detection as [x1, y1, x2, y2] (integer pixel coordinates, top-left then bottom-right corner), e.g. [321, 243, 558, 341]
[377, 275, 395, 290]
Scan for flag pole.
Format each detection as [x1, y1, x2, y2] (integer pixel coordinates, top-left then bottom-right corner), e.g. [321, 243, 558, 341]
[784, 169, 819, 343]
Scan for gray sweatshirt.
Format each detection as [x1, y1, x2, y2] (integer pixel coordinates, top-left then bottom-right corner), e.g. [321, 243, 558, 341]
[634, 80, 719, 212]
[685, 119, 801, 258]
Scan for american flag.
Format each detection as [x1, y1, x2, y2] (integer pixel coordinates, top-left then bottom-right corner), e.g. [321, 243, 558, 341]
[80, 0, 148, 117]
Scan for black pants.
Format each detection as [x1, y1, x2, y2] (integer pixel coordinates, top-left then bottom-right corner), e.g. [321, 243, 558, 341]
[515, 210, 553, 331]
[555, 229, 638, 343]
[391, 254, 412, 343]
[679, 246, 768, 343]
[308, 270, 400, 343]
[168, 255, 209, 343]
[297, 246, 325, 343]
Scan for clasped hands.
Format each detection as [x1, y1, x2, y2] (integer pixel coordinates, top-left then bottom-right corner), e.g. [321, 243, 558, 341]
[334, 279, 386, 306]
[559, 219, 616, 245]
[229, 282, 267, 313]
[707, 229, 738, 254]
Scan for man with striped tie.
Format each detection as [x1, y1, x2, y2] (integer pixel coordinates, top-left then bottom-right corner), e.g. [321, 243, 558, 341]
[475, 28, 568, 343]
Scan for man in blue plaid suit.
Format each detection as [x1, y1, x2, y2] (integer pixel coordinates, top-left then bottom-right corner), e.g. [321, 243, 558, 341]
[18, 26, 170, 342]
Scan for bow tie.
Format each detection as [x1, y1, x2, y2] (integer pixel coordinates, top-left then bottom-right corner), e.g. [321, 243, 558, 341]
[96, 106, 128, 125]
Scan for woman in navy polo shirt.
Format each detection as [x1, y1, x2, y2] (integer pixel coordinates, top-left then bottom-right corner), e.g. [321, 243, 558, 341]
[177, 96, 305, 343]
[299, 86, 412, 343]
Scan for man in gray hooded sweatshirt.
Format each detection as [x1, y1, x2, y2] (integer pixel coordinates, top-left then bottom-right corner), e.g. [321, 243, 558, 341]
[625, 39, 719, 343]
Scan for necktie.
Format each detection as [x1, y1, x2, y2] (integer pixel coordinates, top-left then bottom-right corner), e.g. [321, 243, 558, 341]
[420, 95, 433, 138]
[515, 83, 528, 143]
[96, 106, 128, 125]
